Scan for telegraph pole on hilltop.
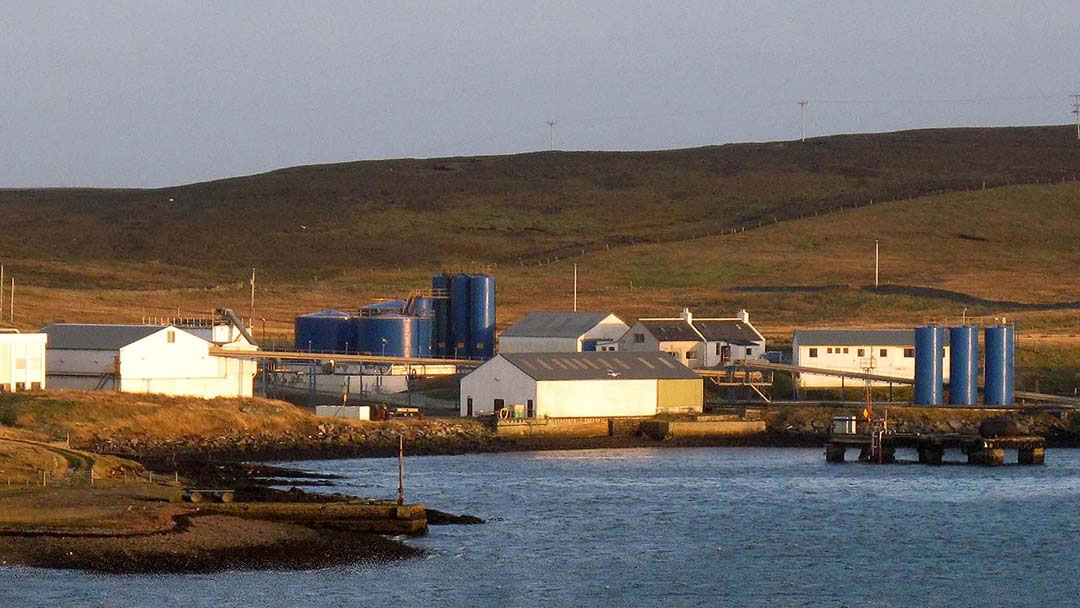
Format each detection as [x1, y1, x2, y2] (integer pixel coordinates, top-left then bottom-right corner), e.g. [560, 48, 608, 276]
[249, 268, 256, 330]
[546, 120, 557, 150]
[874, 239, 880, 288]
[799, 100, 808, 142]
[1072, 95, 1080, 141]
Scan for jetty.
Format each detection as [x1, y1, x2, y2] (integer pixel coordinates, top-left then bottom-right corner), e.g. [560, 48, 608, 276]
[825, 420, 1045, 466]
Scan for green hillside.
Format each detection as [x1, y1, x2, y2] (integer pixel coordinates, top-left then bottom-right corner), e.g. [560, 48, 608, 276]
[2, 125, 1079, 285]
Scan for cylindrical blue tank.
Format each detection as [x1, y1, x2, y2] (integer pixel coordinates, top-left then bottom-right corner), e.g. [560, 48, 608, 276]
[408, 296, 435, 319]
[359, 300, 407, 316]
[914, 325, 945, 405]
[352, 315, 420, 357]
[984, 325, 1015, 405]
[294, 310, 352, 353]
[948, 326, 979, 405]
[468, 274, 496, 359]
[432, 274, 451, 356]
[450, 274, 471, 357]
[415, 317, 433, 358]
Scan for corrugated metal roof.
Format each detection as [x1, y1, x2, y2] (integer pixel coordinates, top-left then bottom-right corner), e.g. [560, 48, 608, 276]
[639, 320, 701, 342]
[40, 324, 166, 351]
[691, 320, 763, 345]
[794, 329, 951, 347]
[500, 311, 619, 338]
[501, 351, 700, 381]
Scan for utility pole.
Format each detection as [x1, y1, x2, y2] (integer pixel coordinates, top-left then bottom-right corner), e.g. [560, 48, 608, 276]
[874, 239, 879, 288]
[799, 100, 808, 142]
[249, 268, 256, 330]
[1072, 95, 1080, 141]
[0, 264, 4, 323]
[573, 263, 578, 312]
[546, 120, 557, 150]
[8, 278, 12, 324]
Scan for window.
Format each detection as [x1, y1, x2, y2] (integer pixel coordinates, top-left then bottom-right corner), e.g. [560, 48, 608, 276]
[745, 347, 753, 356]
[880, 349, 888, 357]
[715, 343, 722, 355]
[30, 382, 41, 390]
[827, 347, 833, 354]
[857, 348, 865, 357]
[842, 347, 849, 354]
[633, 333, 645, 344]
[809, 348, 818, 358]
[669, 351, 678, 358]
[686, 351, 698, 359]
[167, 330, 176, 344]
[903, 348, 915, 358]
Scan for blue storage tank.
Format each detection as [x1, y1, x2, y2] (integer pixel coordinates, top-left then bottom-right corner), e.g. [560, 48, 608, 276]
[294, 309, 352, 353]
[359, 299, 407, 316]
[914, 325, 945, 405]
[949, 326, 979, 405]
[352, 315, 420, 357]
[984, 325, 1015, 405]
[432, 274, 451, 356]
[408, 296, 435, 319]
[450, 274, 471, 357]
[415, 317, 434, 357]
[469, 274, 496, 359]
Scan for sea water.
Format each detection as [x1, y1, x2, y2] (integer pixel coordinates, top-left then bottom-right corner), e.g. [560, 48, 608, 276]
[4, 447, 1080, 607]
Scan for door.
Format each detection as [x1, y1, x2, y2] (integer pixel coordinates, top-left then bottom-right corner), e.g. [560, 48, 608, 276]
[466, 397, 473, 417]
[721, 345, 731, 363]
[494, 398, 505, 415]
[526, 399, 534, 418]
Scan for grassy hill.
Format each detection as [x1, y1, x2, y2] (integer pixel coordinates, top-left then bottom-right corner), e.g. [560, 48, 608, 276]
[2, 125, 1079, 286]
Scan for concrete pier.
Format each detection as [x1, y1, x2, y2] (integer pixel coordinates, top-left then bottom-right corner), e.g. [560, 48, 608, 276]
[826, 433, 1045, 466]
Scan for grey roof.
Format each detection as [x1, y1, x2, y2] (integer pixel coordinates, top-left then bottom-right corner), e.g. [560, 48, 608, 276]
[501, 351, 700, 381]
[500, 311, 619, 338]
[639, 320, 701, 342]
[40, 324, 166, 350]
[691, 320, 763, 345]
[794, 329, 951, 347]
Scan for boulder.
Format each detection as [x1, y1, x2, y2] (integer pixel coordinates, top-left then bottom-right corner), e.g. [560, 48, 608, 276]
[979, 416, 1021, 438]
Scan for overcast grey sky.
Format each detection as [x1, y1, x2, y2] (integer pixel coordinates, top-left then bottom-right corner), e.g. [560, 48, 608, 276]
[2, 1, 1078, 188]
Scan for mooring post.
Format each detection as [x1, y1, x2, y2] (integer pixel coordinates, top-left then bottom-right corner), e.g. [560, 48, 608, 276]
[397, 434, 405, 506]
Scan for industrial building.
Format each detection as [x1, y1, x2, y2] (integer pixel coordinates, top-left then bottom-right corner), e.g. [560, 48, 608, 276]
[618, 309, 765, 369]
[498, 311, 629, 353]
[459, 351, 703, 418]
[294, 273, 495, 359]
[0, 329, 47, 392]
[792, 328, 952, 388]
[42, 323, 257, 398]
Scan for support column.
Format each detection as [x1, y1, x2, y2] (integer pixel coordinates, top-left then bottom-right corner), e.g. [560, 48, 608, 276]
[969, 447, 1005, 466]
[826, 443, 846, 463]
[918, 445, 944, 465]
[1018, 447, 1045, 465]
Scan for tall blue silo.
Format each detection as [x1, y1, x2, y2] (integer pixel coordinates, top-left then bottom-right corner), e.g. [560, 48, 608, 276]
[469, 274, 496, 359]
[294, 310, 352, 353]
[948, 326, 979, 405]
[984, 325, 1015, 405]
[432, 274, 451, 356]
[353, 315, 419, 357]
[450, 274, 472, 357]
[914, 325, 945, 405]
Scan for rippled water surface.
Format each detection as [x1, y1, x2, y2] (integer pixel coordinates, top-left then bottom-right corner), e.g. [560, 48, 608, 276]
[5, 447, 1080, 607]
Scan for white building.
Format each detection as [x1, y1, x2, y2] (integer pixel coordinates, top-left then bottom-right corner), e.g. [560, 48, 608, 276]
[459, 351, 703, 418]
[498, 311, 629, 353]
[792, 329, 951, 388]
[42, 324, 257, 398]
[617, 309, 766, 369]
[0, 330, 47, 392]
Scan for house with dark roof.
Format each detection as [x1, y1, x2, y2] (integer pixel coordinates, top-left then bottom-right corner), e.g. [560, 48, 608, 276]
[41, 323, 257, 398]
[498, 312, 628, 353]
[459, 351, 703, 417]
[617, 309, 766, 369]
[792, 328, 951, 388]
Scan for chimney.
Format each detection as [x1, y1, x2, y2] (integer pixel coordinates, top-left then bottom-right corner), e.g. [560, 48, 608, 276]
[737, 309, 749, 323]
[680, 307, 692, 323]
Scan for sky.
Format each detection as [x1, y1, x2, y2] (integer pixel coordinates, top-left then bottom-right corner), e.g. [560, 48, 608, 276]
[2, 1, 1079, 188]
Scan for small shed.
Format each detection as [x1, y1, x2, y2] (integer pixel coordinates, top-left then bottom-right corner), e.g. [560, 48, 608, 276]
[459, 351, 703, 418]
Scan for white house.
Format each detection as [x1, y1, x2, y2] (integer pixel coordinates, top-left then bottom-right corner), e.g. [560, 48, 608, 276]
[617, 309, 766, 369]
[41, 324, 257, 398]
[792, 329, 951, 388]
[498, 311, 629, 353]
[0, 330, 47, 392]
[459, 351, 703, 418]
